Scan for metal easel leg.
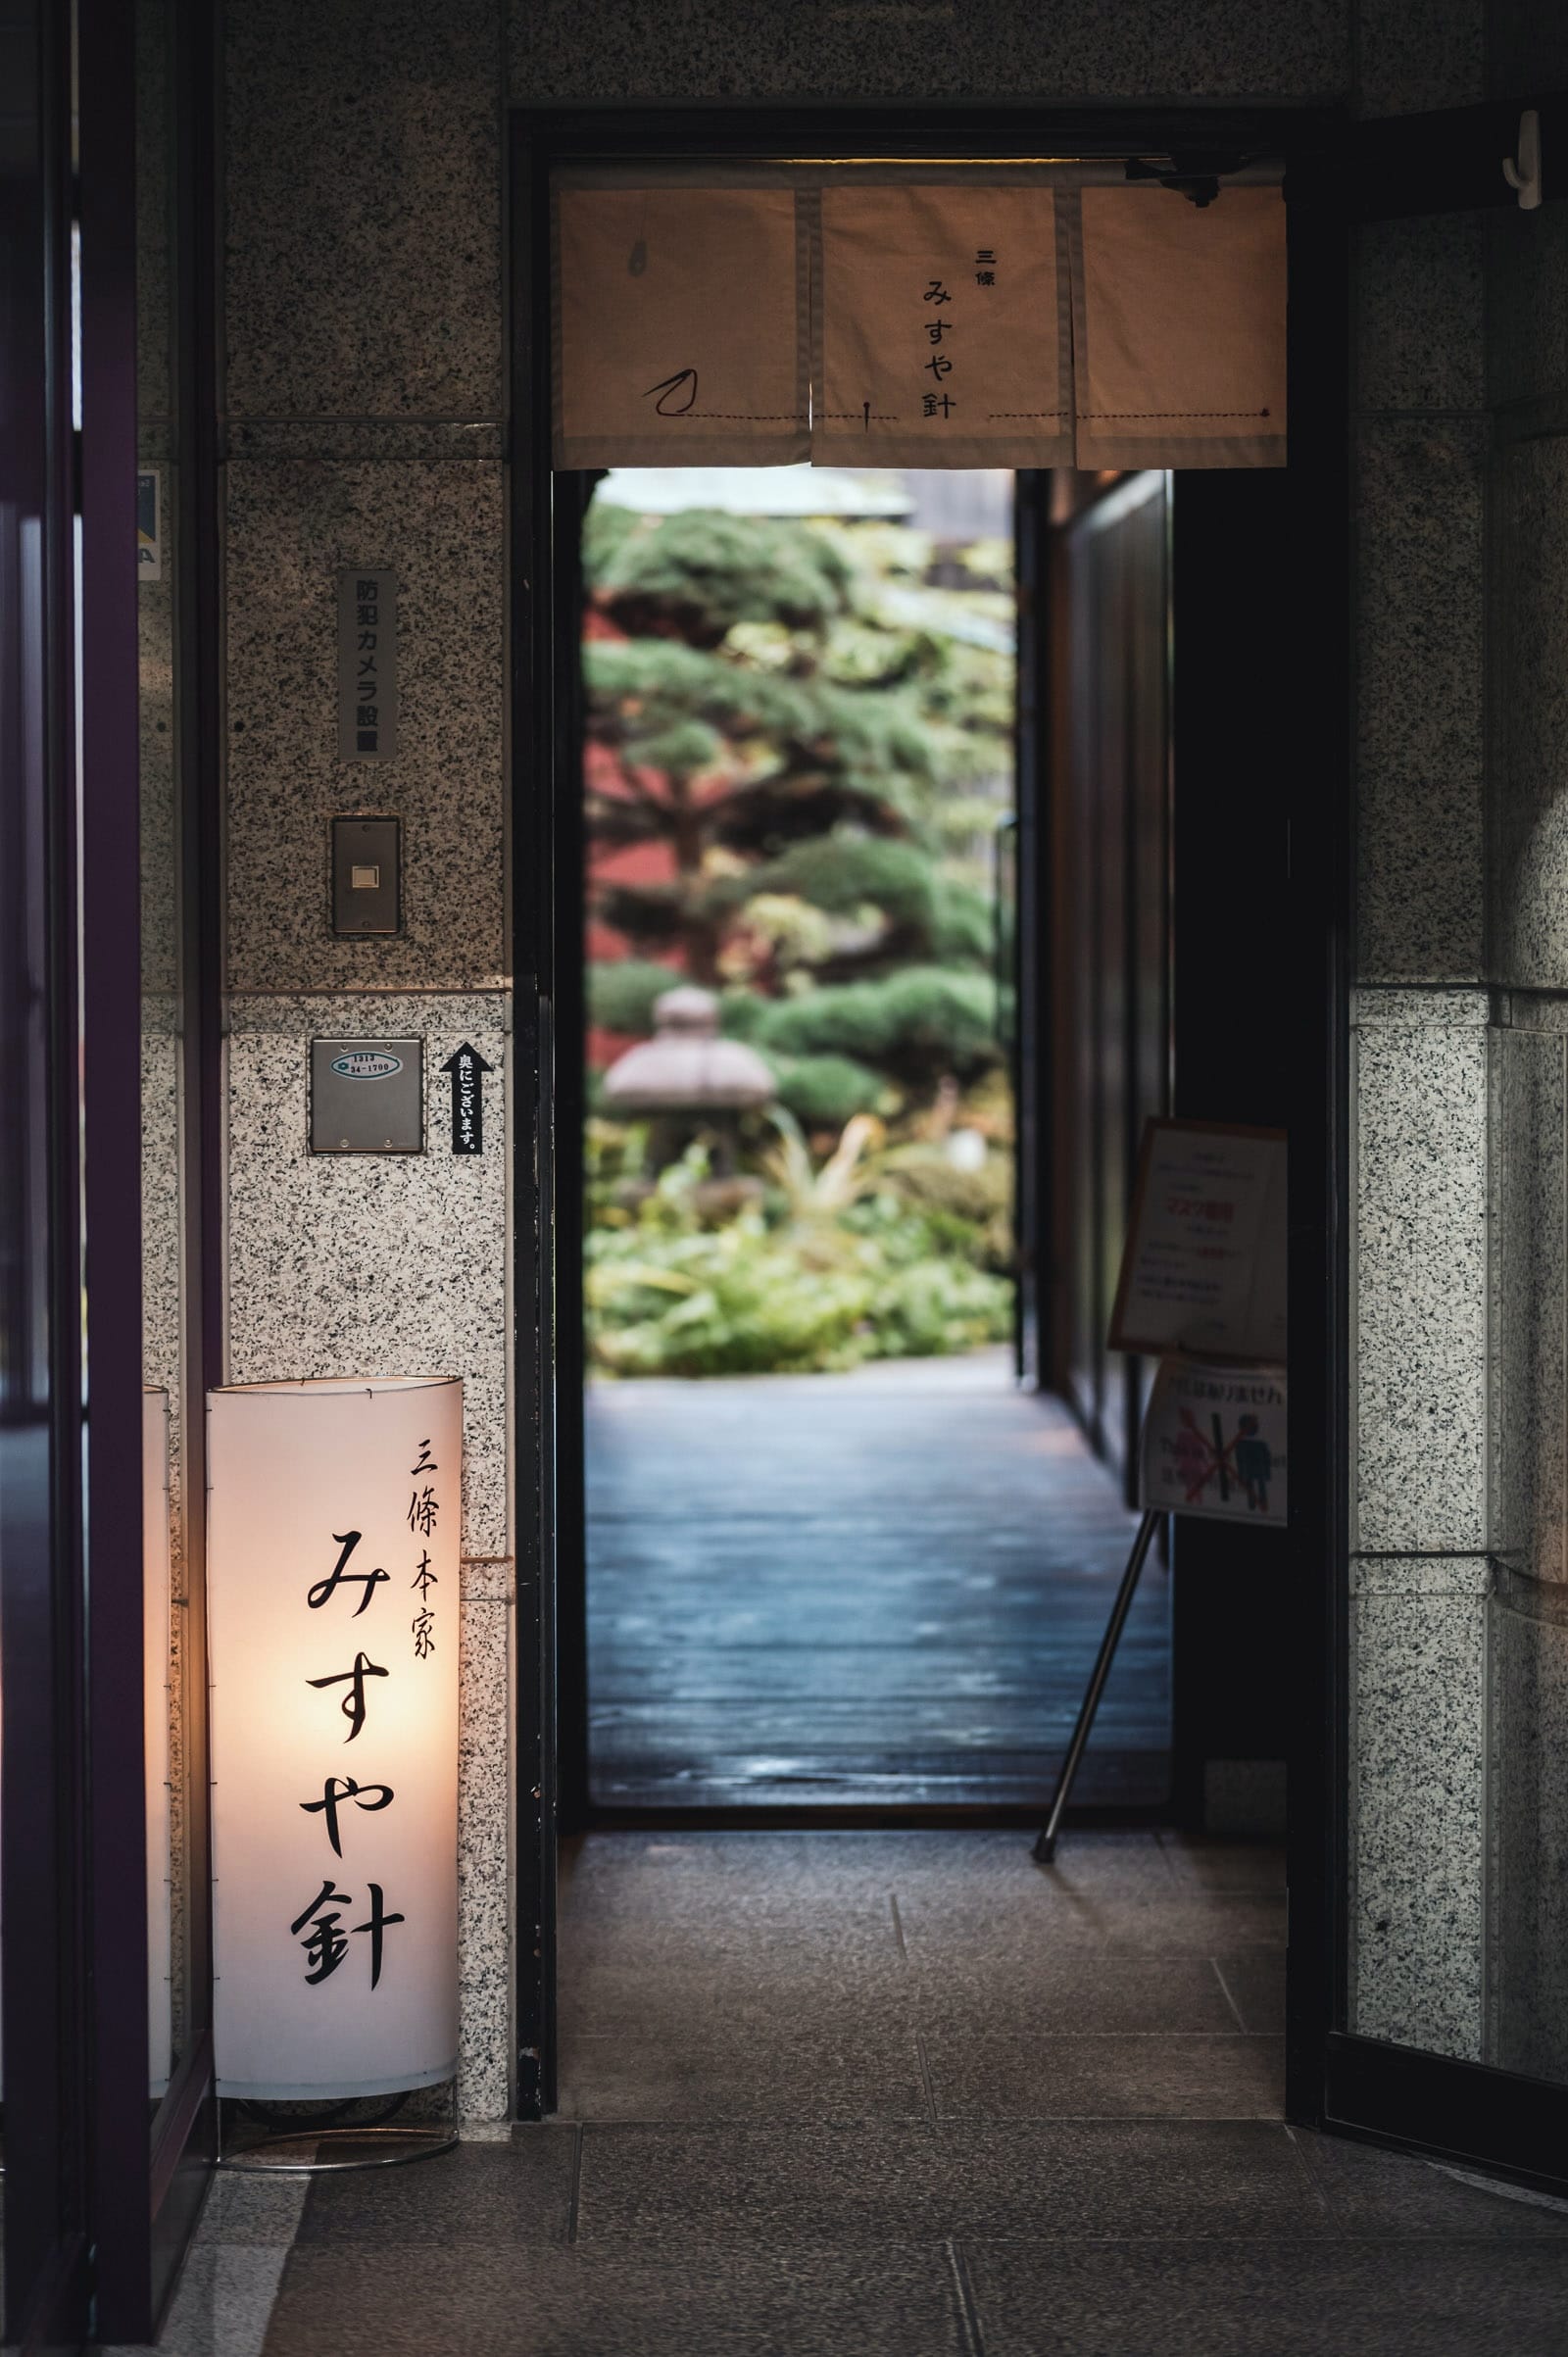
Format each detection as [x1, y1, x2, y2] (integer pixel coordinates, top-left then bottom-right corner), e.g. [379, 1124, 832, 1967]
[1033, 1508, 1162, 1865]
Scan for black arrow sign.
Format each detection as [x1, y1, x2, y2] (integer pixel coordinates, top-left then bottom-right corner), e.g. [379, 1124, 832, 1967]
[441, 1043, 493, 1155]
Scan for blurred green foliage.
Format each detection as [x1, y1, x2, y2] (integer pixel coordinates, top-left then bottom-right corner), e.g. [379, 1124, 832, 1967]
[754, 966, 1000, 1079]
[587, 956, 681, 1037]
[585, 1121, 1011, 1379]
[583, 491, 1012, 1075]
[583, 485, 1016, 1373]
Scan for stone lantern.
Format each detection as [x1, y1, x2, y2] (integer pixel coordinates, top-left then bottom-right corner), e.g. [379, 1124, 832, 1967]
[602, 985, 775, 1177]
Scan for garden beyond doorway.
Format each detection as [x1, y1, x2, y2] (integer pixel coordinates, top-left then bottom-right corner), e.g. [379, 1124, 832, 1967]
[582, 466, 1017, 1377]
[577, 467, 1169, 1813]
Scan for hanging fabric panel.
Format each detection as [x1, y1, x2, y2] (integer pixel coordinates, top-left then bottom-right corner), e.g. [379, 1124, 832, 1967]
[553, 183, 810, 467]
[811, 184, 1072, 468]
[1072, 185, 1287, 469]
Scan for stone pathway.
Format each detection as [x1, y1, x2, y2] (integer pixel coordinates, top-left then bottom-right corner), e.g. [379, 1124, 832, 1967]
[585, 1350, 1167, 1809]
[146, 1829, 1568, 2355]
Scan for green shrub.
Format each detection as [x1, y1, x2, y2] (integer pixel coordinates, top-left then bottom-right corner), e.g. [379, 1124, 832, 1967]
[865, 1256, 1013, 1360]
[587, 1219, 872, 1376]
[928, 878, 995, 967]
[745, 833, 937, 934]
[591, 507, 855, 645]
[581, 496, 640, 584]
[588, 958, 680, 1037]
[769, 1053, 886, 1129]
[717, 988, 769, 1041]
[583, 1126, 1012, 1378]
[756, 966, 999, 1076]
[879, 1146, 1010, 1226]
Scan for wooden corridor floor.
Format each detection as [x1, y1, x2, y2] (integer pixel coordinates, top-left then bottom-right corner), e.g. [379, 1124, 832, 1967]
[584, 1349, 1169, 1812]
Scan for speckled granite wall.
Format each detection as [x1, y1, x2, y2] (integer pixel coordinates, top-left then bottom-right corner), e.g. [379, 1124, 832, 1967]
[223, 0, 512, 2124]
[1491, 1572, 1568, 2081]
[508, 0, 1353, 105]
[1349, 1557, 1491, 2059]
[1348, 0, 1568, 2078]
[1352, 1000, 1489, 1556]
[225, 465, 505, 998]
[1345, 6, 1493, 2060]
[1478, 129, 1568, 2086]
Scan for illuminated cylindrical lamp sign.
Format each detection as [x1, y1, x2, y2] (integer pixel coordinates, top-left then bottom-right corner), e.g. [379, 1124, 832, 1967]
[208, 1376, 461, 2098]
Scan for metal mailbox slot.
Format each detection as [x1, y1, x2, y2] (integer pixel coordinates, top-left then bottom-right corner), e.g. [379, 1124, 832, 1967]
[310, 1038, 424, 1154]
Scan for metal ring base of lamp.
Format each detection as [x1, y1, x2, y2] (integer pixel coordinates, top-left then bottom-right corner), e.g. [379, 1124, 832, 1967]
[218, 2088, 459, 2175]
[220, 2124, 458, 2174]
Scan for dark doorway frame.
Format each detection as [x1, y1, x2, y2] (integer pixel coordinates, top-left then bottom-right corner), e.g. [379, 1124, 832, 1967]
[1, 1, 94, 2338]
[508, 101, 1348, 2126]
[0, 0, 223, 2336]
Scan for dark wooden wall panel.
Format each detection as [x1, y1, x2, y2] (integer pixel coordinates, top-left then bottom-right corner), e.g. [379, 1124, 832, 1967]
[1050, 473, 1172, 1494]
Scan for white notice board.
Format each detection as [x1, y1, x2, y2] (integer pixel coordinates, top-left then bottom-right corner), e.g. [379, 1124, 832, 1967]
[1108, 1118, 1286, 1364]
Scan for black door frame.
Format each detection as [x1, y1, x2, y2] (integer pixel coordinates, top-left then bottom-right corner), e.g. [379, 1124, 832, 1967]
[509, 98, 1348, 2129]
[1, 1, 94, 2337]
[1, 0, 222, 2339]
[0, 1, 223, 2336]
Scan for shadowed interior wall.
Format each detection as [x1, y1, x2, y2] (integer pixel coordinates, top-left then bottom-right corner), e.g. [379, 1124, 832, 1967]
[223, 0, 1520, 2114]
[1482, 93, 1568, 2078]
[1347, 0, 1568, 2074]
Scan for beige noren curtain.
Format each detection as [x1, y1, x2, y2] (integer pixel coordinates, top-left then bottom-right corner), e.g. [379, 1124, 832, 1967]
[552, 171, 1286, 473]
[812, 184, 1071, 468]
[553, 183, 809, 468]
[1072, 185, 1287, 469]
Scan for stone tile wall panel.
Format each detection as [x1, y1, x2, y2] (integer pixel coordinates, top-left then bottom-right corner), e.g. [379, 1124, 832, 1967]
[1354, 0, 1484, 114]
[225, 997, 510, 1559]
[1348, 1557, 1490, 2062]
[226, 0, 502, 422]
[1491, 1586, 1568, 2081]
[225, 462, 505, 996]
[1490, 1021, 1566, 1581]
[509, 0, 1350, 104]
[1493, 438, 1568, 990]
[1354, 419, 1487, 983]
[1352, 1021, 1488, 1552]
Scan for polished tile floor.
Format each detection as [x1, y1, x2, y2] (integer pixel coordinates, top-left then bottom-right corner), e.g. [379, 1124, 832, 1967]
[585, 1353, 1169, 1808]
[135, 1830, 1568, 2354]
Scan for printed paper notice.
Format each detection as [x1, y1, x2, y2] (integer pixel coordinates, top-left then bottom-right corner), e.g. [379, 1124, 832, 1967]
[1108, 1118, 1286, 1362]
[1139, 1357, 1287, 1526]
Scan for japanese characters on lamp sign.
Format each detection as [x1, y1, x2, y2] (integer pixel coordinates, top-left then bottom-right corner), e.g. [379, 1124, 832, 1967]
[337, 569, 398, 762]
[209, 1376, 460, 2099]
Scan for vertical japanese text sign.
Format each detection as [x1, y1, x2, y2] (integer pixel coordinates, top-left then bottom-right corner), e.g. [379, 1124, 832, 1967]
[338, 569, 398, 761]
[813, 184, 1070, 467]
[209, 1376, 461, 2098]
